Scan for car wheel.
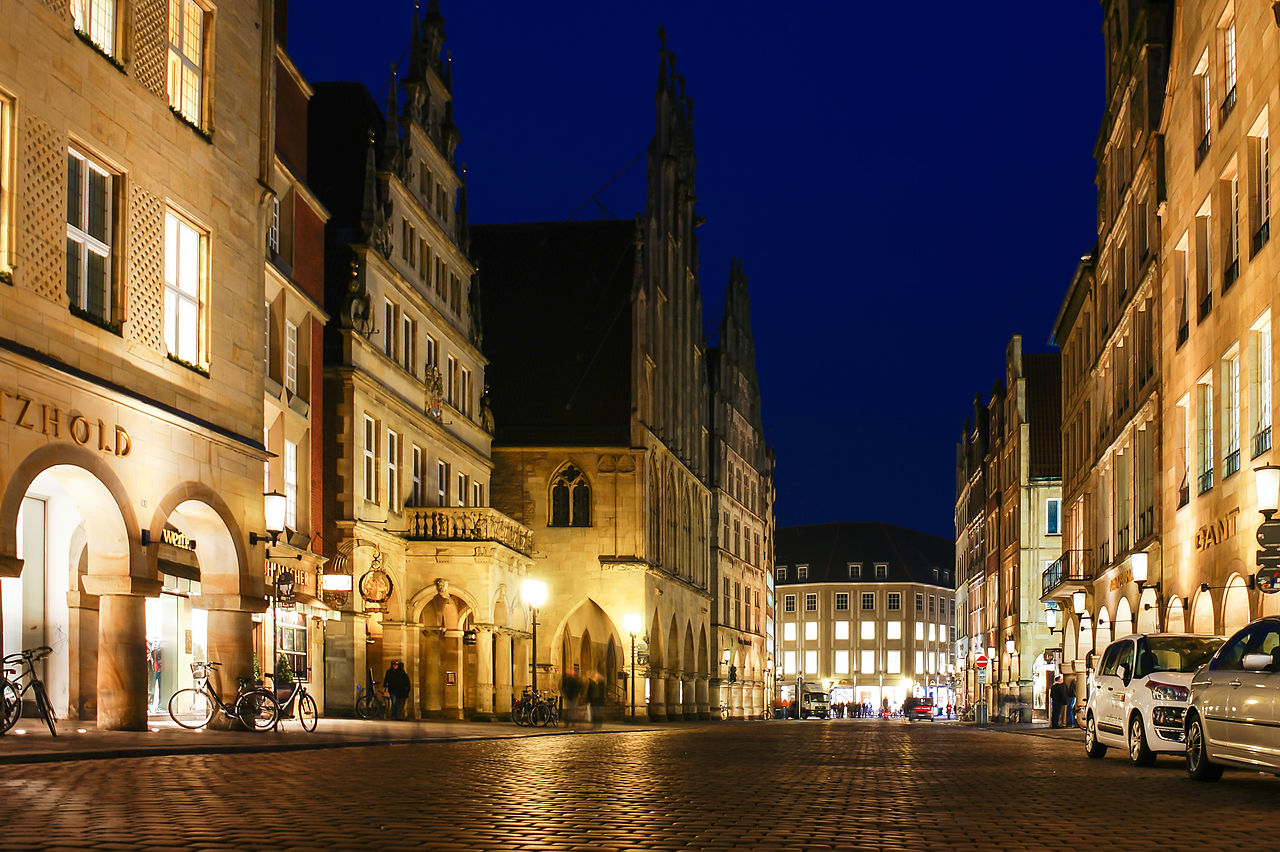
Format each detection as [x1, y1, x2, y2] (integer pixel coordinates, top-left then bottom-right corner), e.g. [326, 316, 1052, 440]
[1128, 715, 1155, 767]
[1186, 713, 1223, 782]
[1084, 713, 1107, 759]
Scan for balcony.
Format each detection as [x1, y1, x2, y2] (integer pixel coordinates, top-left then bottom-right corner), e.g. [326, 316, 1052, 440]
[1196, 131, 1211, 167]
[1198, 292, 1213, 322]
[1253, 220, 1271, 257]
[1221, 85, 1237, 123]
[401, 506, 534, 556]
[1223, 258, 1240, 292]
[1178, 480, 1190, 508]
[1098, 541, 1110, 569]
[1041, 550, 1094, 600]
[1116, 526, 1130, 555]
[1198, 468, 1214, 495]
[1137, 506, 1154, 540]
[1255, 426, 1273, 459]
[1177, 321, 1189, 347]
[1224, 448, 1241, 479]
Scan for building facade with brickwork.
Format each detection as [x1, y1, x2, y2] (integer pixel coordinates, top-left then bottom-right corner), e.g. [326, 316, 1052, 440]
[775, 523, 956, 716]
[0, 0, 277, 728]
[308, 3, 535, 720]
[477, 34, 720, 721]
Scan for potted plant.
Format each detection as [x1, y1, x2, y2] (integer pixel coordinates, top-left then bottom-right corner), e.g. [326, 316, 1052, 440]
[274, 653, 295, 703]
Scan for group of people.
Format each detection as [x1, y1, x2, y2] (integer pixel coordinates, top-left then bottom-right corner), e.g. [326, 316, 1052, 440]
[1048, 674, 1078, 728]
[560, 671, 606, 728]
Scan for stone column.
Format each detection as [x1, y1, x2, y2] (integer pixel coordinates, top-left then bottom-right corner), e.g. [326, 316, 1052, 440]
[441, 628, 464, 720]
[422, 627, 443, 717]
[472, 624, 496, 719]
[681, 673, 696, 719]
[647, 668, 666, 721]
[512, 631, 529, 694]
[695, 675, 710, 720]
[380, 619, 419, 719]
[82, 576, 161, 730]
[665, 671, 681, 720]
[495, 630, 513, 718]
[66, 591, 100, 722]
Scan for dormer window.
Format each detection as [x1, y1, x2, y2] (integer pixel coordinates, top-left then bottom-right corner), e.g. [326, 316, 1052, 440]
[874, 563, 888, 580]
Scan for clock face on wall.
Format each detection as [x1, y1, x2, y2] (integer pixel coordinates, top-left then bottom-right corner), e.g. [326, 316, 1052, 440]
[359, 568, 394, 605]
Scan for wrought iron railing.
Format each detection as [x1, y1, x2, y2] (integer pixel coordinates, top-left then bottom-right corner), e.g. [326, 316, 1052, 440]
[1224, 258, 1240, 291]
[1196, 131, 1212, 167]
[1254, 426, 1273, 459]
[1178, 480, 1190, 508]
[1137, 506, 1154, 540]
[1253, 220, 1271, 257]
[1177, 321, 1189, 347]
[1199, 293, 1213, 322]
[1224, 448, 1241, 479]
[1042, 550, 1094, 598]
[401, 507, 534, 556]
[1198, 468, 1214, 495]
[1221, 85, 1237, 122]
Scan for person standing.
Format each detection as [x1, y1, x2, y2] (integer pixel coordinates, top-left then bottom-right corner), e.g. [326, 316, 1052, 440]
[1049, 674, 1066, 728]
[384, 660, 411, 721]
[1065, 676, 1078, 728]
[585, 671, 605, 729]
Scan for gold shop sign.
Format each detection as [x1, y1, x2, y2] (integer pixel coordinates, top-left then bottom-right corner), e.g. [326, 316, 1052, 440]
[1109, 570, 1132, 592]
[0, 389, 131, 456]
[1195, 508, 1240, 552]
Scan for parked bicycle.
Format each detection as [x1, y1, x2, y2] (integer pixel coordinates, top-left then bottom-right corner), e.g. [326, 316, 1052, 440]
[266, 669, 317, 731]
[1, 646, 57, 737]
[512, 687, 559, 727]
[168, 661, 279, 731]
[355, 682, 391, 720]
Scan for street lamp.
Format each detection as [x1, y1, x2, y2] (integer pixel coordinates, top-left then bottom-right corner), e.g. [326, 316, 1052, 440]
[624, 613, 642, 720]
[523, 579, 547, 693]
[1255, 466, 1280, 593]
[250, 491, 287, 546]
[1072, 590, 1086, 613]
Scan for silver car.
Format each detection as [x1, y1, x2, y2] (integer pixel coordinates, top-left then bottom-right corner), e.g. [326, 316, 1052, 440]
[1186, 616, 1280, 781]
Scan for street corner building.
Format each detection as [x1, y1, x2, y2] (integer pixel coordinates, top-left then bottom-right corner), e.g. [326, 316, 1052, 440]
[0, 0, 283, 728]
[470, 33, 776, 722]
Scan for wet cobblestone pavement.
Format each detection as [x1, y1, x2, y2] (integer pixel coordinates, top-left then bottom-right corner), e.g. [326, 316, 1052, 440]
[0, 719, 1274, 850]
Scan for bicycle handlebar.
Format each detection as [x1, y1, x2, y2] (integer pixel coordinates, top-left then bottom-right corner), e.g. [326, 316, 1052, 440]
[2, 646, 53, 664]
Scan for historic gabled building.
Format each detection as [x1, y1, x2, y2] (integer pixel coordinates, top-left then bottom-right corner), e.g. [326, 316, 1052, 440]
[309, 3, 534, 720]
[708, 260, 775, 719]
[477, 32, 717, 721]
[1155, 1, 1280, 635]
[0, 0, 275, 727]
[1046, 1, 1171, 711]
[954, 395, 990, 711]
[775, 523, 955, 715]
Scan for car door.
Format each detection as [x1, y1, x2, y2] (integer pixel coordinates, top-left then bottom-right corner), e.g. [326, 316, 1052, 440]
[1198, 623, 1259, 763]
[1232, 620, 1280, 766]
[1093, 641, 1126, 743]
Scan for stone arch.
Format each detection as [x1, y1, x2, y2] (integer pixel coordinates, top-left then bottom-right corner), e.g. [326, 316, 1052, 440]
[1166, 597, 1187, 632]
[148, 482, 246, 597]
[1075, 612, 1093, 661]
[1223, 573, 1252, 632]
[551, 598, 615, 679]
[667, 614, 681, 671]
[1114, 597, 1133, 637]
[1191, 587, 1215, 633]
[697, 625, 708, 677]
[647, 606, 664, 668]
[408, 579, 484, 627]
[1095, 606, 1112, 647]
[1135, 588, 1159, 632]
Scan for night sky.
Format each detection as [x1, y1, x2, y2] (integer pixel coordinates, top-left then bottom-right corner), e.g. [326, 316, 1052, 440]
[291, 2, 1105, 540]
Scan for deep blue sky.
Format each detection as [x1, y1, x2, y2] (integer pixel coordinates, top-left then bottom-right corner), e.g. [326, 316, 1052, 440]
[291, 2, 1105, 540]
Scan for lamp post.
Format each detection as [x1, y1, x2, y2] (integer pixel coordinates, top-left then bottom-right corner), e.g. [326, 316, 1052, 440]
[624, 613, 642, 721]
[1255, 466, 1280, 593]
[523, 579, 547, 693]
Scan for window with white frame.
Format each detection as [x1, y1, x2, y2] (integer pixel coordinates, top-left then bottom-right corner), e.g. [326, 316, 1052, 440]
[887, 592, 901, 611]
[784, 594, 795, 613]
[1250, 313, 1273, 455]
[446, 355, 457, 407]
[267, 198, 280, 256]
[835, 592, 849, 611]
[284, 320, 298, 394]
[861, 650, 875, 674]
[1223, 349, 1240, 477]
[167, 0, 205, 126]
[783, 651, 796, 675]
[928, 623, 937, 641]
[460, 366, 472, 417]
[848, 563, 861, 579]
[874, 563, 887, 580]
[276, 609, 307, 684]
[362, 416, 377, 502]
[804, 650, 817, 675]
[887, 651, 901, 674]
[783, 622, 796, 642]
[861, 621, 874, 640]
[804, 622, 817, 641]
[283, 439, 297, 529]
[401, 314, 415, 373]
[383, 300, 396, 358]
[164, 210, 205, 365]
[915, 622, 924, 640]
[72, 0, 116, 55]
[1248, 118, 1271, 251]
[834, 650, 849, 675]
[1195, 198, 1213, 318]
[1222, 20, 1237, 111]
[472, 480, 484, 508]
[834, 621, 848, 640]
[797, 564, 808, 580]
[775, 567, 786, 583]
[437, 459, 449, 506]
[410, 445, 423, 507]
[1046, 498, 1061, 535]
[1197, 374, 1215, 493]
[1226, 173, 1240, 282]
[861, 592, 874, 610]
[386, 429, 400, 511]
[915, 593, 924, 613]
[804, 593, 817, 612]
[915, 651, 924, 674]
[424, 333, 438, 369]
[67, 149, 115, 324]
[456, 471, 467, 507]
[1195, 50, 1211, 155]
[887, 621, 901, 640]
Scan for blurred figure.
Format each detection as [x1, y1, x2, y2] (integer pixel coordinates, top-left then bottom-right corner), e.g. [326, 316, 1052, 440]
[384, 660, 411, 720]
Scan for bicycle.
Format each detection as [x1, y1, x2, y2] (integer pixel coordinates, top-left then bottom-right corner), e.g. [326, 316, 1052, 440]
[168, 661, 279, 731]
[719, 701, 730, 721]
[355, 682, 391, 720]
[266, 670, 317, 732]
[512, 687, 558, 727]
[1, 646, 58, 737]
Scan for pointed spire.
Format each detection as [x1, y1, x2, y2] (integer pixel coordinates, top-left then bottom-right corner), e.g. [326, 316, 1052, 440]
[408, 1, 424, 81]
[382, 65, 402, 167]
[359, 128, 379, 240]
[456, 163, 470, 251]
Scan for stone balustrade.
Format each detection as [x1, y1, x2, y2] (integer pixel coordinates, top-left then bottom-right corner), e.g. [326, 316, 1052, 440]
[402, 506, 534, 556]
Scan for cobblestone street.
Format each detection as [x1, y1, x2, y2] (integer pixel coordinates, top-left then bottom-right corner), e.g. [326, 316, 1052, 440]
[0, 719, 1275, 850]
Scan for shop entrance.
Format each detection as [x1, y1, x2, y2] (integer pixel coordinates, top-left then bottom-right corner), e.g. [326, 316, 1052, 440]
[144, 575, 207, 715]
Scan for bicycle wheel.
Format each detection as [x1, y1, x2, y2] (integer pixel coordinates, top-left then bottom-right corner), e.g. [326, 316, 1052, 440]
[355, 693, 375, 720]
[297, 693, 318, 732]
[531, 703, 550, 726]
[169, 688, 215, 729]
[32, 683, 56, 737]
[1, 677, 20, 734]
[236, 689, 279, 731]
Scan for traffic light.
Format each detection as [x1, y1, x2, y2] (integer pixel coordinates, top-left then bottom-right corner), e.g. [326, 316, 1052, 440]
[728, 665, 737, 683]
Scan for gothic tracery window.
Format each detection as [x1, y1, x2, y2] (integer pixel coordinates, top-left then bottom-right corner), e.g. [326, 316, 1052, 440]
[550, 464, 591, 527]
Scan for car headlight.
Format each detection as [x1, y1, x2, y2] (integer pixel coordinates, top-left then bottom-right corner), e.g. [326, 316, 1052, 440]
[1146, 680, 1189, 702]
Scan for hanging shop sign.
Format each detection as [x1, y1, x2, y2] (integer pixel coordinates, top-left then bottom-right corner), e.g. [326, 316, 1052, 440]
[1196, 508, 1241, 551]
[0, 389, 131, 456]
[358, 566, 393, 611]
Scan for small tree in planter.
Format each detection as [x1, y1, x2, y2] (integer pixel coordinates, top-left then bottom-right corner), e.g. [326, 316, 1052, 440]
[275, 654, 295, 703]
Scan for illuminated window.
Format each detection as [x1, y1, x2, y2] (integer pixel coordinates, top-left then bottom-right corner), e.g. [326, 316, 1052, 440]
[66, 149, 115, 325]
[784, 651, 796, 674]
[783, 622, 796, 642]
[550, 465, 591, 527]
[915, 622, 924, 641]
[72, 0, 116, 56]
[1046, 498, 1061, 535]
[456, 471, 466, 507]
[834, 621, 848, 641]
[437, 459, 449, 507]
[886, 651, 901, 674]
[386, 430, 400, 511]
[887, 621, 901, 640]
[167, 0, 205, 125]
[1197, 374, 1214, 493]
[1222, 349, 1240, 477]
[362, 416, 377, 503]
[410, 445, 423, 507]
[283, 440, 297, 529]
[861, 650, 875, 674]
[284, 320, 298, 394]
[915, 651, 924, 674]
[834, 651, 849, 674]
[860, 621, 874, 640]
[804, 651, 817, 674]
[164, 210, 205, 366]
[276, 610, 307, 683]
[1250, 313, 1272, 455]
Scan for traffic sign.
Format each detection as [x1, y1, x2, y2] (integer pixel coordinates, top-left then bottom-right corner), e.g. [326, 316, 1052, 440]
[977, 667, 987, 683]
[975, 654, 989, 670]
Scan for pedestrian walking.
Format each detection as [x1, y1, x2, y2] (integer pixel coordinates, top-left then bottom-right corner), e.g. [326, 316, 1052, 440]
[561, 671, 583, 728]
[384, 660, 411, 720]
[1049, 674, 1066, 728]
[586, 671, 605, 728]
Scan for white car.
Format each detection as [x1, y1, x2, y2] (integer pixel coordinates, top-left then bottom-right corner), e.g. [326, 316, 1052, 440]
[1084, 633, 1225, 766]
[1186, 616, 1280, 781]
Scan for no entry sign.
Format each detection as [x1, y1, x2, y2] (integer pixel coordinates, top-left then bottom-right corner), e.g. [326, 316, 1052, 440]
[975, 654, 989, 670]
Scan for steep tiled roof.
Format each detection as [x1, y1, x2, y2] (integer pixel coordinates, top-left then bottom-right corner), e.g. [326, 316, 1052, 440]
[1024, 352, 1062, 480]
[775, 522, 955, 588]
